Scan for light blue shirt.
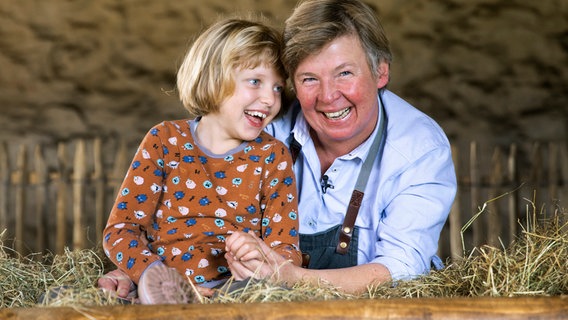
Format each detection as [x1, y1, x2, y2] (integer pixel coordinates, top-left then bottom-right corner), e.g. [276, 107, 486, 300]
[265, 89, 457, 280]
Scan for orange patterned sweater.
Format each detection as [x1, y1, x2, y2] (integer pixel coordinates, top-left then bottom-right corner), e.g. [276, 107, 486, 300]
[103, 119, 301, 284]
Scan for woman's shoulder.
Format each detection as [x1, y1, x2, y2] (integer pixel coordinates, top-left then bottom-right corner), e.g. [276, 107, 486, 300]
[383, 91, 450, 151]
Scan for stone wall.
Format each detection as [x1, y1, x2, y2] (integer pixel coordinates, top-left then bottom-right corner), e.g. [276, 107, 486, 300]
[1, 0, 567, 148]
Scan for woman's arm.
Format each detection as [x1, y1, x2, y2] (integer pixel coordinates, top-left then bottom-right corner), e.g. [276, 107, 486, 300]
[226, 231, 392, 294]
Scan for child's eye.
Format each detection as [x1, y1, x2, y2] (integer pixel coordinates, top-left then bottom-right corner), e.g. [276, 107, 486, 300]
[273, 85, 284, 93]
[248, 79, 260, 86]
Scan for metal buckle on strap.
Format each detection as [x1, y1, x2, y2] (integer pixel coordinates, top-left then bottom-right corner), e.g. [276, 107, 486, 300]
[336, 190, 363, 254]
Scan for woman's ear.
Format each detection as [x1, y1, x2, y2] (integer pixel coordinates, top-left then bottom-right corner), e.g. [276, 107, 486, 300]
[376, 61, 390, 89]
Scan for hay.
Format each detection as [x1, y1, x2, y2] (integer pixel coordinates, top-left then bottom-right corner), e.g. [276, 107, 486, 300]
[0, 237, 113, 308]
[364, 199, 568, 299]
[0, 200, 566, 309]
[210, 278, 356, 304]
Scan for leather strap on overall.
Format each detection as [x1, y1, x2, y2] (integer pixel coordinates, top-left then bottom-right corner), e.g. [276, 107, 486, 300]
[336, 190, 364, 254]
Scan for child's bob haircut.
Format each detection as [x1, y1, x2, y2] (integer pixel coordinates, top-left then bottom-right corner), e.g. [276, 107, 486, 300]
[177, 17, 286, 118]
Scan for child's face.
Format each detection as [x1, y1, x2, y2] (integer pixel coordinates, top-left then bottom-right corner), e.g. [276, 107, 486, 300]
[215, 64, 284, 141]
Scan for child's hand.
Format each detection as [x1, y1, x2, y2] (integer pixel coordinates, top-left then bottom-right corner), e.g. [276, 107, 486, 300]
[98, 268, 137, 300]
[225, 231, 294, 282]
[225, 251, 255, 280]
[225, 230, 266, 262]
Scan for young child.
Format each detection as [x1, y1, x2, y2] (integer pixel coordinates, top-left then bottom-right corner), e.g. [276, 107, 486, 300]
[102, 17, 302, 304]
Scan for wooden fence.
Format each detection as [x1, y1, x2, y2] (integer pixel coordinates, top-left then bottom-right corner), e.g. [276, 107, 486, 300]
[444, 140, 568, 260]
[0, 138, 130, 256]
[0, 138, 567, 261]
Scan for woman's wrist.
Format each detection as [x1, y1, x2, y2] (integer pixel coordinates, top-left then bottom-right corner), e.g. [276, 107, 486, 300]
[274, 259, 302, 286]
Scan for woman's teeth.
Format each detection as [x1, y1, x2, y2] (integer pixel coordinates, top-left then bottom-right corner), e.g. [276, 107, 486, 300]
[324, 107, 350, 119]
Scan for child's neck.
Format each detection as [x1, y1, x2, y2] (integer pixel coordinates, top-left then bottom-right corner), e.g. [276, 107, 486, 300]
[195, 117, 243, 155]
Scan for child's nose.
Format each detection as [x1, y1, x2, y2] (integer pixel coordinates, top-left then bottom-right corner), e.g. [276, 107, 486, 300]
[259, 88, 276, 106]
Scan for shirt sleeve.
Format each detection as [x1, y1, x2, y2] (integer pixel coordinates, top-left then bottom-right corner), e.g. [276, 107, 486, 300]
[258, 140, 302, 266]
[372, 145, 457, 280]
[102, 123, 168, 283]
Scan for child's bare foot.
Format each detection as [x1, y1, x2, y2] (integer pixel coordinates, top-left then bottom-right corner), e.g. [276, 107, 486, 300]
[138, 264, 195, 305]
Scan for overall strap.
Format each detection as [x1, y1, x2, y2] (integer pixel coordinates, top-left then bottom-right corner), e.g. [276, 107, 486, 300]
[288, 100, 302, 164]
[336, 98, 387, 254]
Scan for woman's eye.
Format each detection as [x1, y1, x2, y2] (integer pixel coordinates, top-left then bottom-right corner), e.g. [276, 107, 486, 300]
[339, 71, 352, 77]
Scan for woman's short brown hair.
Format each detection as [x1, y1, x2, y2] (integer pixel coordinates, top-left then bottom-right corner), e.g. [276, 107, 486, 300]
[283, 0, 392, 82]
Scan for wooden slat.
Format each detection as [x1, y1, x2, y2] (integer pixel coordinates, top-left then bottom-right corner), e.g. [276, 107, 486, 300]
[548, 142, 559, 202]
[449, 144, 462, 259]
[526, 143, 544, 228]
[34, 144, 48, 253]
[469, 141, 482, 247]
[0, 297, 566, 320]
[487, 146, 502, 247]
[559, 143, 568, 225]
[559, 143, 568, 181]
[56, 142, 69, 254]
[0, 142, 8, 234]
[94, 137, 105, 246]
[72, 139, 87, 250]
[528, 142, 543, 207]
[506, 143, 517, 245]
[14, 144, 27, 254]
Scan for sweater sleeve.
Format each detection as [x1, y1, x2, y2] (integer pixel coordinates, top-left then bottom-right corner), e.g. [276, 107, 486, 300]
[102, 123, 169, 283]
[258, 139, 302, 267]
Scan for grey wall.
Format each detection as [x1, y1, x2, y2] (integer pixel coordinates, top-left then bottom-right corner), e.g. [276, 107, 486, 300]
[1, 0, 566, 148]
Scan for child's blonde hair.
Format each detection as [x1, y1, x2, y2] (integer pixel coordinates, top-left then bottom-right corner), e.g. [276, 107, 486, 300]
[177, 17, 286, 118]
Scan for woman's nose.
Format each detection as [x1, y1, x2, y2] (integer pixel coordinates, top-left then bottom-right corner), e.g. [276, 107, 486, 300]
[320, 80, 340, 103]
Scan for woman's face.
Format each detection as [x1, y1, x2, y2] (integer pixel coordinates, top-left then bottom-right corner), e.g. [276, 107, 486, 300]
[293, 34, 389, 149]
